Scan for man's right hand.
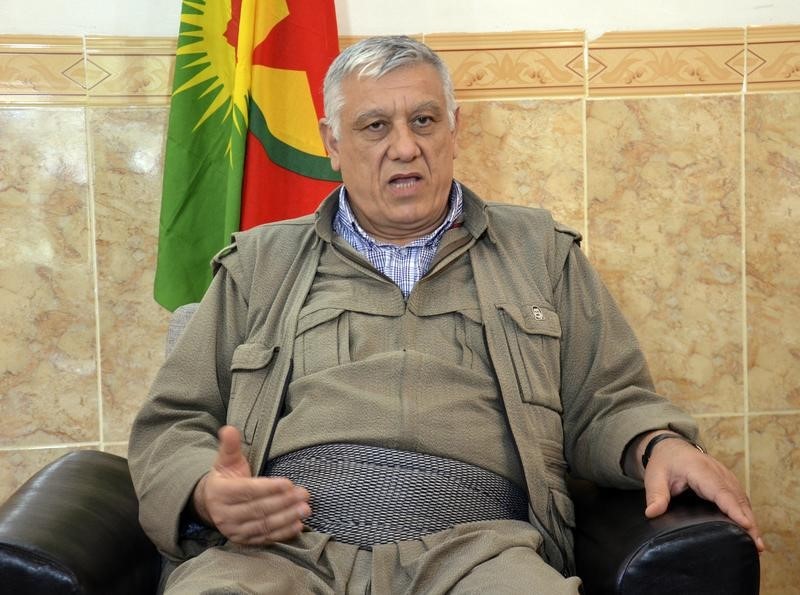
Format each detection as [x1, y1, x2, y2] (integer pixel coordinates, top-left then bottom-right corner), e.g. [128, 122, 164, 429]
[191, 425, 311, 545]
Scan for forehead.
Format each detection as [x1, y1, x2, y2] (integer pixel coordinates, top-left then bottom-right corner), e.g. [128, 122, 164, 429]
[339, 63, 447, 116]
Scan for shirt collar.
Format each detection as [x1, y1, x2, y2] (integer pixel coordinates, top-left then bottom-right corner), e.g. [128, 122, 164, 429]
[334, 181, 464, 248]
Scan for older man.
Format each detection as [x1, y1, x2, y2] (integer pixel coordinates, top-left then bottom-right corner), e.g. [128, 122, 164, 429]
[129, 35, 762, 594]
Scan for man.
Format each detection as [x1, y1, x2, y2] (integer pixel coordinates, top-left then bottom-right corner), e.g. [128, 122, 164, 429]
[129, 35, 762, 593]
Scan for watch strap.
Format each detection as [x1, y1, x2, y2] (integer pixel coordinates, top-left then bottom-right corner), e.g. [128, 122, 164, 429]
[642, 433, 706, 468]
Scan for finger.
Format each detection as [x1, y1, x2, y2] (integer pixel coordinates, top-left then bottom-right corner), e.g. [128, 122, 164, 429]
[216, 425, 245, 465]
[686, 464, 756, 528]
[214, 425, 251, 477]
[714, 499, 764, 552]
[248, 487, 310, 537]
[260, 501, 311, 535]
[643, 464, 673, 519]
[227, 499, 310, 545]
[209, 476, 309, 510]
[209, 494, 305, 542]
[256, 482, 307, 499]
[232, 517, 306, 546]
[694, 483, 764, 551]
[260, 518, 306, 544]
[711, 489, 754, 529]
[246, 484, 310, 518]
[243, 478, 308, 501]
[215, 480, 308, 523]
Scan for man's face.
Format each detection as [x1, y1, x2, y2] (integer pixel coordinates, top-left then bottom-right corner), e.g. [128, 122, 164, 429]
[320, 63, 460, 245]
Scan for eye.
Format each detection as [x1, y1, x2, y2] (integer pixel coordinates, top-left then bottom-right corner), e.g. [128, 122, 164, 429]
[413, 115, 434, 127]
[365, 121, 386, 132]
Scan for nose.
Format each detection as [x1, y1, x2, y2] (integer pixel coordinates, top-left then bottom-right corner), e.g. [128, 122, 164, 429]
[387, 123, 421, 161]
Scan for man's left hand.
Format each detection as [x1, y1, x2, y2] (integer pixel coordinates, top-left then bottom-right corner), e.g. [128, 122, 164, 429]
[637, 431, 765, 553]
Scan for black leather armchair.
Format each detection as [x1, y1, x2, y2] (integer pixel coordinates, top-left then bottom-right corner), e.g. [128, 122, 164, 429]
[0, 304, 760, 594]
[0, 451, 760, 594]
[0, 450, 160, 594]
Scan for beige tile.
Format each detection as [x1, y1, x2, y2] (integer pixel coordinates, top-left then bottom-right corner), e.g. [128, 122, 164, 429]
[587, 96, 743, 414]
[0, 108, 100, 447]
[90, 108, 172, 443]
[0, 446, 93, 504]
[454, 99, 584, 233]
[749, 414, 800, 595]
[746, 93, 800, 412]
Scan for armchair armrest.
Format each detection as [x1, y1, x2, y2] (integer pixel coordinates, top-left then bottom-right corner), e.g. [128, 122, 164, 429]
[570, 479, 760, 594]
[0, 450, 161, 595]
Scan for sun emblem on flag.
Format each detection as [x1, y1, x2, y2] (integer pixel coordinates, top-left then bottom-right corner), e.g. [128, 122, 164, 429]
[171, 0, 278, 159]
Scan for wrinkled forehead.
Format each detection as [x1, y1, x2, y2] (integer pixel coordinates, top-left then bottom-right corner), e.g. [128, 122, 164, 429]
[343, 62, 444, 94]
[339, 64, 448, 115]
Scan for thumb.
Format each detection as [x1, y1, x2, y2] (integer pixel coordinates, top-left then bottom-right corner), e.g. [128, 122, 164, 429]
[214, 425, 251, 477]
[643, 465, 672, 519]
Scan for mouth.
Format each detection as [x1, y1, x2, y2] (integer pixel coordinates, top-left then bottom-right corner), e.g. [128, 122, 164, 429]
[388, 173, 423, 190]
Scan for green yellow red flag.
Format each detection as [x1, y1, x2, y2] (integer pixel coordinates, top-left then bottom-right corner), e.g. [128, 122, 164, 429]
[154, 0, 341, 311]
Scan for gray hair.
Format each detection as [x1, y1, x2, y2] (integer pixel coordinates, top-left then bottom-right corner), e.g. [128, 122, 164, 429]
[322, 35, 457, 140]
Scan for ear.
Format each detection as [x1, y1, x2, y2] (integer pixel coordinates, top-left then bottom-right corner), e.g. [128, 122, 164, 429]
[319, 119, 341, 172]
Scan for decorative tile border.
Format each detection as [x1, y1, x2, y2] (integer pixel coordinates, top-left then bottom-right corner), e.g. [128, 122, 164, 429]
[1, 27, 799, 105]
[747, 25, 800, 92]
[85, 37, 175, 105]
[424, 31, 585, 98]
[0, 36, 175, 105]
[0, 36, 87, 104]
[588, 29, 746, 96]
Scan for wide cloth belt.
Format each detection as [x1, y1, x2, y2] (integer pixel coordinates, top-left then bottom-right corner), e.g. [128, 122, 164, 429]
[265, 443, 529, 549]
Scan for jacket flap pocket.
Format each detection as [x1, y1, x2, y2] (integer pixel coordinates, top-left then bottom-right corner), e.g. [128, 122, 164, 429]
[230, 343, 277, 371]
[550, 488, 576, 528]
[296, 308, 346, 336]
[498, 303, 561, 338]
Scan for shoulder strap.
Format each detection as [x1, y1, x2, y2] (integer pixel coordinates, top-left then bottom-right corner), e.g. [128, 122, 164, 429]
[470, 209, 577, 574]
[214, 220, 323, 473]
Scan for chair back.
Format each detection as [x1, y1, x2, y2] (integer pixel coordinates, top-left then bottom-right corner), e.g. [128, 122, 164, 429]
[166, 303, 199, 356]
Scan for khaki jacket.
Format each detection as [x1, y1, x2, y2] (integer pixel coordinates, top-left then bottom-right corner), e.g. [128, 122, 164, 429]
[128, 185, 697, 575]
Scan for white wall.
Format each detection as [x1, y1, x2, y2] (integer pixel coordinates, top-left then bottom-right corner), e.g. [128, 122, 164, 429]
[1, 0, 798, 39]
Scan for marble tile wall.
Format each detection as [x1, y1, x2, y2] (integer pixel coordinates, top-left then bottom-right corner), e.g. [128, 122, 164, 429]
[1, 27, 799, 593]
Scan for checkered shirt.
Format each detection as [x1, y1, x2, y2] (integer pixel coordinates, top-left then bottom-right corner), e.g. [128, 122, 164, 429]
[333, 182, 464, 298]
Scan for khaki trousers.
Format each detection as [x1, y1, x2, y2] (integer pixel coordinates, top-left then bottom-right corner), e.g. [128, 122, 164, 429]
[164, 520, 582, 594]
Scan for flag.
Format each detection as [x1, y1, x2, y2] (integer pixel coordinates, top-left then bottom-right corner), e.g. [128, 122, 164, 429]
[154, 0, 341, 311]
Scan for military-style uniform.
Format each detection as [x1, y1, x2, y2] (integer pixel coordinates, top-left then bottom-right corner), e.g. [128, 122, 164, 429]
[129, 184, 697, 593]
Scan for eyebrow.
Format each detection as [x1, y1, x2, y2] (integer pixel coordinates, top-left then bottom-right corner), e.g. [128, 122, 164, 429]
[352, 101, 445, 129]
[352, 109, 388, 129]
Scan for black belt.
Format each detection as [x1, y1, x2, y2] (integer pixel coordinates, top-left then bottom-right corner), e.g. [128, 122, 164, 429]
[265, 443, 529, 549]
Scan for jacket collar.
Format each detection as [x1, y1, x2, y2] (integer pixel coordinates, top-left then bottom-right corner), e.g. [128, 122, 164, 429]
[313, 181, 489, 244]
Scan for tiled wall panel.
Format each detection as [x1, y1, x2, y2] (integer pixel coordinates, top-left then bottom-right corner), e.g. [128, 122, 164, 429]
[90, 107, 172, 442]
[0, 108, 99, 449]
[0, 27, 798, 592]
[750, 414, 800, 595]
[454, 98, 585, 232]
[745, 93, 800, 412]
[587, 95, 744, 415]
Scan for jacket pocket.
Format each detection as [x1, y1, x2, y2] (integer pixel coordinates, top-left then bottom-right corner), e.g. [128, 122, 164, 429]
[228, 343, 279, 444]
[497, 302, 562, 411]
[294, 307, 350, 377]
[541, 433, 576, 574]
[547, 486, 576, 575]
